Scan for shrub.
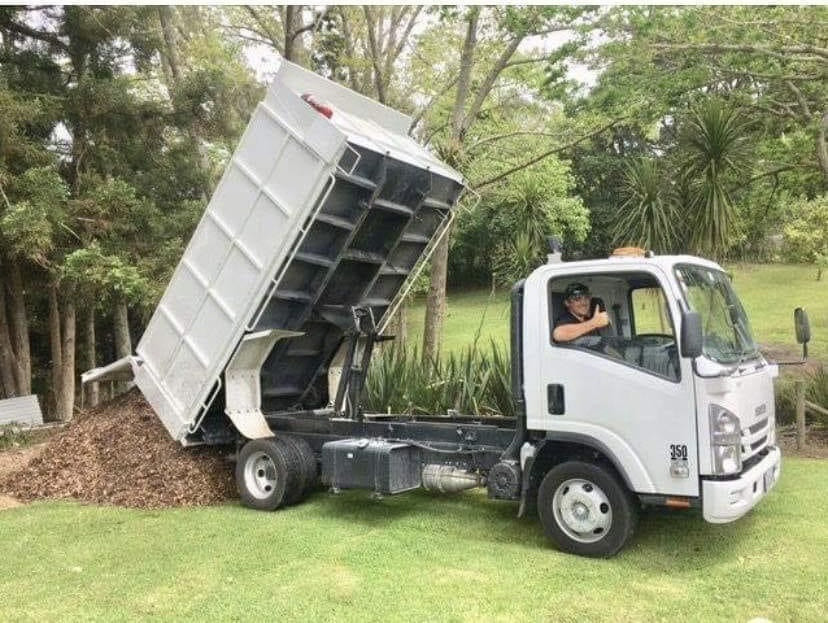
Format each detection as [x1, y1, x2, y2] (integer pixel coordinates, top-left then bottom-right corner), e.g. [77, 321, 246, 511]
[0, 424, 32, 451]
[781, 194, 828, 280]
[363, 341, 513, 417]
[774, 366, 828, 426]
[775, 375, 799, 426]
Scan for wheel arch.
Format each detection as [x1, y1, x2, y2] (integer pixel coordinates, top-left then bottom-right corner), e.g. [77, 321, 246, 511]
[527, 434, 639, 495]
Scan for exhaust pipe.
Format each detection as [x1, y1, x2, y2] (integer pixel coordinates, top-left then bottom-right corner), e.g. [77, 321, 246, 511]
[422, 465, 483, 493]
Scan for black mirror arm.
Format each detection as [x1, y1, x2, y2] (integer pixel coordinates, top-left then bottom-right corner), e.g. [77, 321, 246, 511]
[771, 342, 809, 367]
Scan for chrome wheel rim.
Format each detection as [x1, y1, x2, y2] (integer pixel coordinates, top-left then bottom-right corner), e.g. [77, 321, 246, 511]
[552, 478, 612, 543]
[244, 451, 278, 499]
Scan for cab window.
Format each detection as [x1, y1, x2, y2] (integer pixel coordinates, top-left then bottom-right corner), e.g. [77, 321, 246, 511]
[549, 273, 679, 382]
[630, 287, 674, 336]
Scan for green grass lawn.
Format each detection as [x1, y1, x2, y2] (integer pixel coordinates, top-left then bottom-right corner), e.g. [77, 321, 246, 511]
[1, 457, 826, 621]
[406, 263, 828, 362]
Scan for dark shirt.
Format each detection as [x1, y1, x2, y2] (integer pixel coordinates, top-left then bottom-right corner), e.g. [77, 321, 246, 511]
[554, 309, 600, 342]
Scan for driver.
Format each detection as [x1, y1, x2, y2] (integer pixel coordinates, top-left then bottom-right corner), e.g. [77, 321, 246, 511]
[552, 282, 611, 343]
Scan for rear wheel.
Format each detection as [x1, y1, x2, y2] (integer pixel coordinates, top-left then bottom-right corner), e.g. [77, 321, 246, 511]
[537, 460, 638, 558]
[280, 435, 318, 503]
[236, 438, 300, 510]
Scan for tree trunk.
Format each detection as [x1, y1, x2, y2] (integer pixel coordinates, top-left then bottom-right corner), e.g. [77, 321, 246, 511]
[84, 306, 99, 408]
[7, 258, 31, 394]
[158, 6, 182, 83]
[113, 299, 132, 359]
[422, 9, 479, 361]
[423, 229, 451, 361]
[387, 301, 408, 349]
[49, 284, 63, 418]
[113, 299, 132, 394]
[284, 5, 299, 62]
[449, 8, 479, 140]
[0, 281, 19, 397]
[818, 111, 828, 188]
[57, 296, 76, 422]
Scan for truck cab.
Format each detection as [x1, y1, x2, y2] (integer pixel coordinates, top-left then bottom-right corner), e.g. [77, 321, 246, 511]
[517, 251, 783, 555]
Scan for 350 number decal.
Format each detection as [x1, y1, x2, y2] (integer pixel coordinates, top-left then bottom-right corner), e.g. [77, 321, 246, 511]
[670, 444, 688, 460]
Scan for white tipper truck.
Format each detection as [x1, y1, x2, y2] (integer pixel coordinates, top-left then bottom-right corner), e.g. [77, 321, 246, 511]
[84, 60, 810, 557]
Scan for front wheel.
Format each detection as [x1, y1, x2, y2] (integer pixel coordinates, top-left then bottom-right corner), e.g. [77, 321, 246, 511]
[537, 461, 638, 558]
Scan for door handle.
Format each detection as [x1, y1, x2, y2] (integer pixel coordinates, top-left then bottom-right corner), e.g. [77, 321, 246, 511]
[547, 384, 564, 415]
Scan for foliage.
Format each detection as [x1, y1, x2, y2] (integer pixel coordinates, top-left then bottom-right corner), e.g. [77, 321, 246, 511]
[775, 366, 828, 426]
[572, 6, 826, 261]
[0, 423, 32, 450]
[451, 158, 590, 286]
[1, 5, 827, 409]
[680, 99, 753, 257]
[613, 158, 678, 252]
[364, 340, 513, 417]
[781, 194, 828, 278]
[0, 166, 69, 267]
[61, 244, 150, 305]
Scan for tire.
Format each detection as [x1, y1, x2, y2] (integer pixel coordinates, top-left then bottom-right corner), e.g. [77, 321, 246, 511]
[279, 435, 318, 503]
[236, 438, 300, 511]
[537, 460, 638, 558]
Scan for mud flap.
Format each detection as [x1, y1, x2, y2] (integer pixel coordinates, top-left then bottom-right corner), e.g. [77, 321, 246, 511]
[224, 329, 304, 439]
[517, 455, 536, 518]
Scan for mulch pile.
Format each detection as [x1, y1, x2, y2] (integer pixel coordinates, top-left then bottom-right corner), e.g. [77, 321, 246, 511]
[0, 389, 236, 509]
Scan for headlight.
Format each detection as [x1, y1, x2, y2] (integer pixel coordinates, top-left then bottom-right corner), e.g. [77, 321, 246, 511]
[710, 406, 741, 446]
[710, 405, 742, 474]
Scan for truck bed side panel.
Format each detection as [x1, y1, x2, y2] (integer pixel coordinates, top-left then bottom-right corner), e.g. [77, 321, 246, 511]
[135, 81, 346, 442]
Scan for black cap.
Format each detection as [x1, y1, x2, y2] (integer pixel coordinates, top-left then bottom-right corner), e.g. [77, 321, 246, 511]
[564, 282, 590, 299]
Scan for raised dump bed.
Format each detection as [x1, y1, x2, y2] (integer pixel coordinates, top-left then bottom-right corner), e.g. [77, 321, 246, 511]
[132, 60, 465, 445]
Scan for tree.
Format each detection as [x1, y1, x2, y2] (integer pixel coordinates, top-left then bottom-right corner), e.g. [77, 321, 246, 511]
[415, 6, 610, 360]
[0, 82, 49, 398]
[781, 194, 828, 280]
[224, 5, 324, 66]
[0, 165, 75, 418]
[451, 157, 590, 287]
[613, 158, 678, 253]
[592, 6, 826, 189]
[0, 6, 259, 417]
[647, 6, 828, 185]
[573, 6, 827, 261]
[680, 99, 753, 257]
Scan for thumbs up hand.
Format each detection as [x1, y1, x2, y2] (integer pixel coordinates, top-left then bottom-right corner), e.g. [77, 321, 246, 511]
[590, 304, 610, 330]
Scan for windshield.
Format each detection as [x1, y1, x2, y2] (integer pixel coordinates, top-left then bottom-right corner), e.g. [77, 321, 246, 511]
[674, 264, 759, 364]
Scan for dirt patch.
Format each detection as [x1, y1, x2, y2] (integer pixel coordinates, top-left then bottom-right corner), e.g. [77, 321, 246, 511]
[0, 494, 22, 510]
[761, 344, 824, 374]
[778, 425, 828, 459]
[0, 390, 236, 509]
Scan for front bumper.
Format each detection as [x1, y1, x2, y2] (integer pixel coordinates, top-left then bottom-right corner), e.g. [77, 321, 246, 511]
[701, 446, 781, 524]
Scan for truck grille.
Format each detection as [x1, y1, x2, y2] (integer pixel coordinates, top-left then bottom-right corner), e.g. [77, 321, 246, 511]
[741, 417, 770, 462]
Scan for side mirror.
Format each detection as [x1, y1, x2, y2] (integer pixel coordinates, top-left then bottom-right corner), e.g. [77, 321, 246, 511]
[794, 307, 810, 344]
[681, 311, 703, 358]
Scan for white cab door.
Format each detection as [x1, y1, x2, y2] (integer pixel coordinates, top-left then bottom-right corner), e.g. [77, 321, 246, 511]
[531, 267, 699, 497]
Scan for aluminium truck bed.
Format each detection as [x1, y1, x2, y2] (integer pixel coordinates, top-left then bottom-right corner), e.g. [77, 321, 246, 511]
[133, 60, 465, 444]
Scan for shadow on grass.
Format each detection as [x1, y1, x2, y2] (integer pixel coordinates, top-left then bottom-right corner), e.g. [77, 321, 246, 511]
[624, 506, 757, 571]
[307, 487, 548, 549]
[305, 486, 765, 567]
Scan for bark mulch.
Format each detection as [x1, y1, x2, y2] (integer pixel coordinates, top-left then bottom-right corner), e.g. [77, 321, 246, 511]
[0, 389, 236, 509]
